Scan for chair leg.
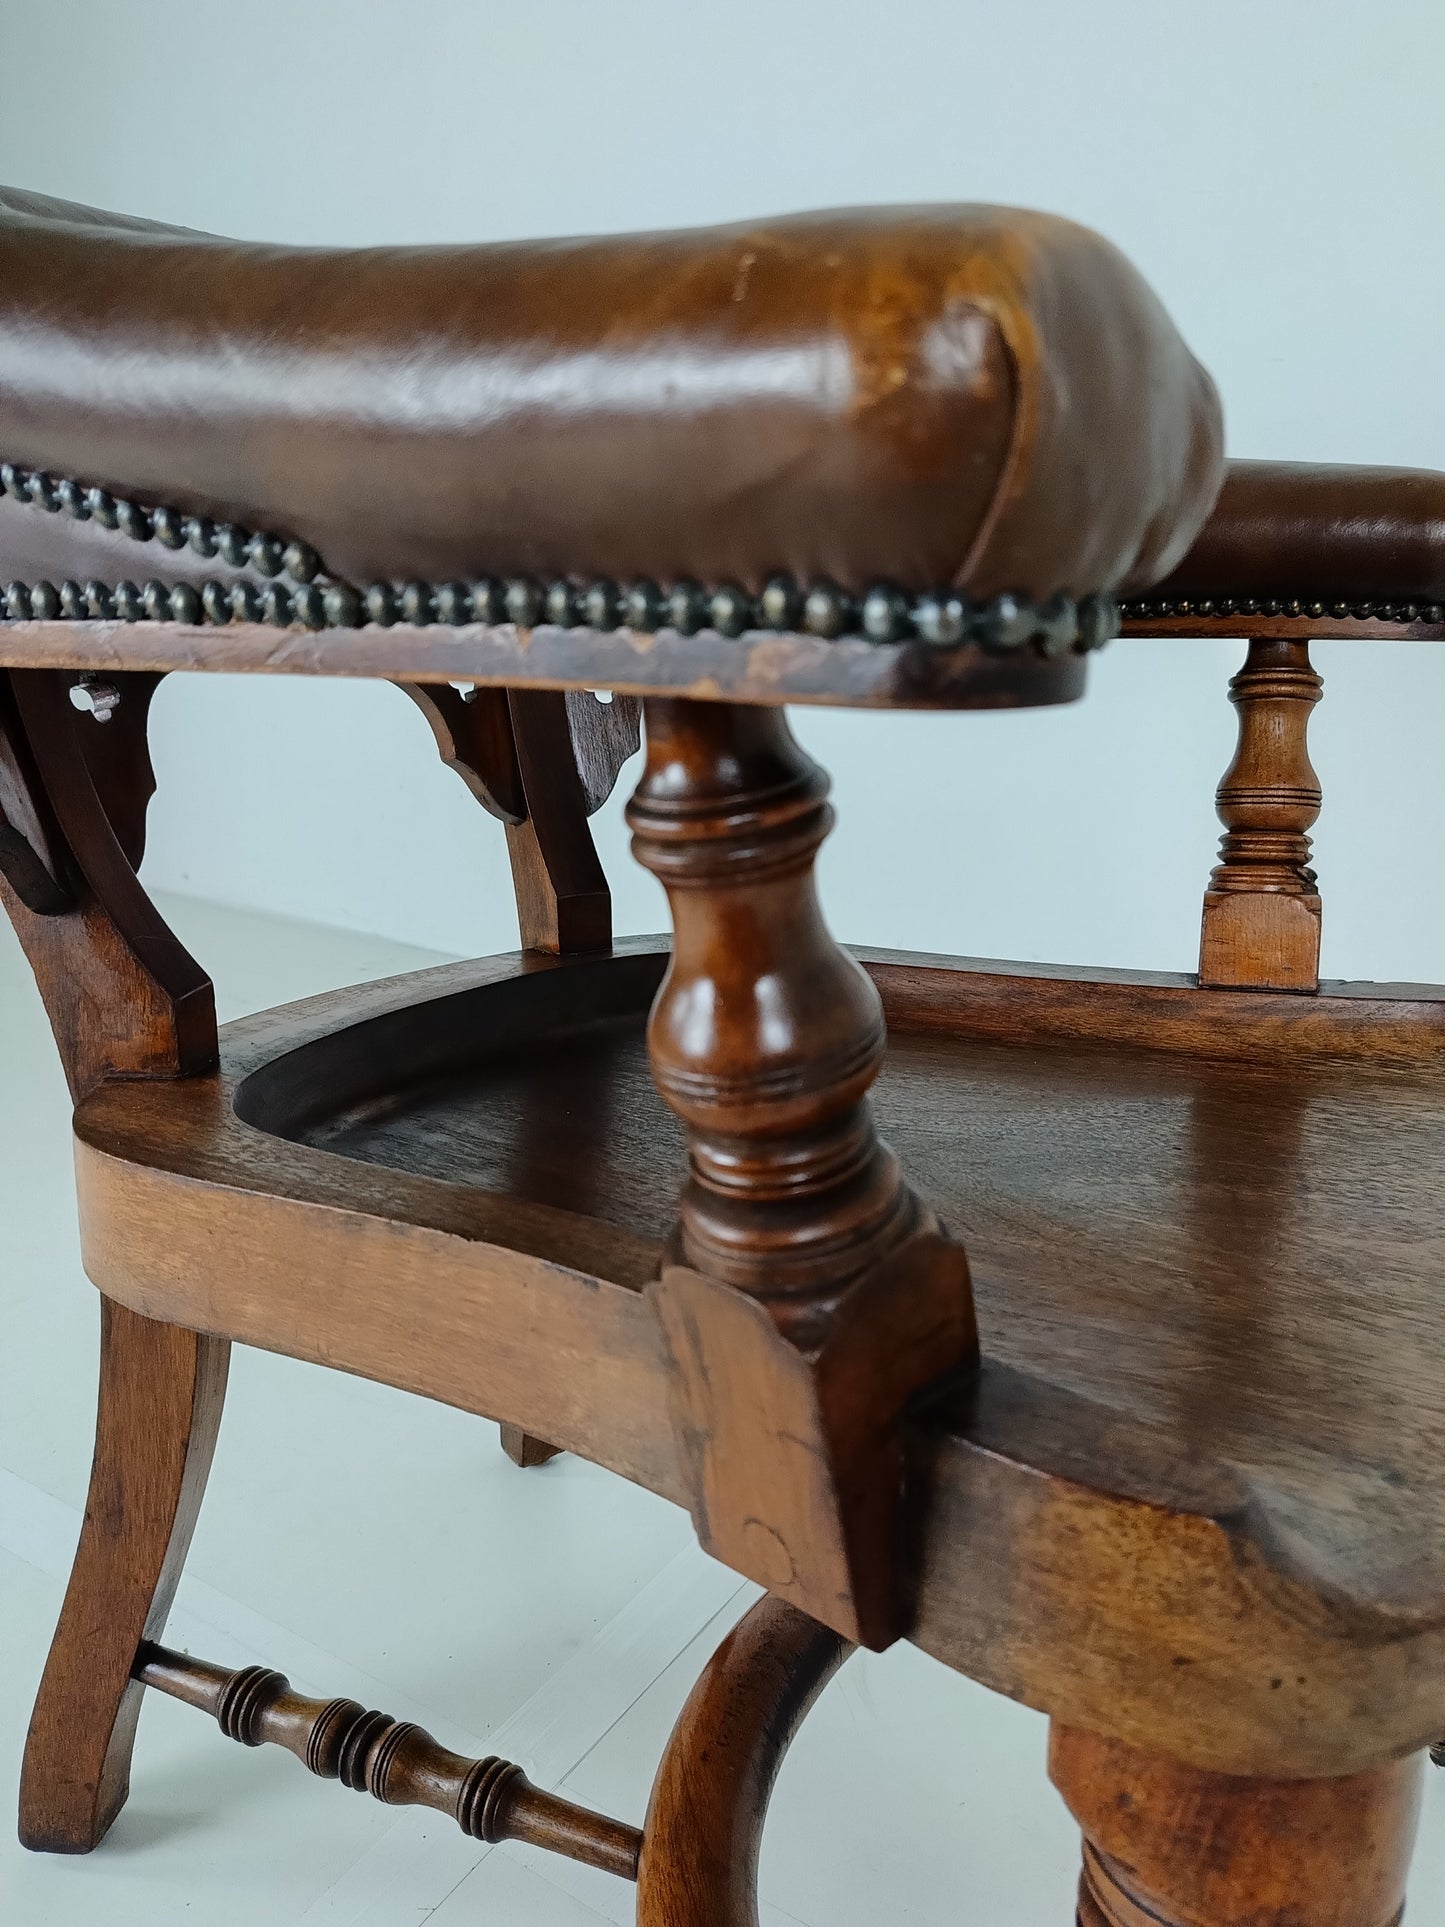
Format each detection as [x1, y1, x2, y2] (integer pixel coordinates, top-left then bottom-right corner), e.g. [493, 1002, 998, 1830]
[1049, 1723, 1424, 1927]
[499, 1423, 561, 1469]
[636, 1594, 852, 1927]
[19, 1297, 229, 1853]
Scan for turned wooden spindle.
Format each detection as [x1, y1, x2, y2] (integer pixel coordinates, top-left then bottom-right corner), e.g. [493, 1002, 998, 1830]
[1050, 1723, 1423, 1927]
[134, 1644, 641, 1880]
[627, 700, 977, 1648]
[1199, 637, 1323, 991]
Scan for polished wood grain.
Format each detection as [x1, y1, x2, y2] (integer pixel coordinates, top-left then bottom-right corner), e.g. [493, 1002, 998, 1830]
[856, 946, 1445, 1067]
[1199, 637, 1323, 990]
[0, 615, 1088, 711]
[19, 1301, 229, 1851]
[1050, 1724, 1423, 1927]
[629, 702, 977, 1647]
[134, 1643, 641, 1879]
[68, 944, 1445, 1775]
[637, 1594, 851, 1927]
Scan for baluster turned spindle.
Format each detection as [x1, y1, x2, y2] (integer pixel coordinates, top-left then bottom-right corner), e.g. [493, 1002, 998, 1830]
[627, 699, 977, 1651]
[1199, 636, 1323, 991]
[134, 1644, 641, 1880]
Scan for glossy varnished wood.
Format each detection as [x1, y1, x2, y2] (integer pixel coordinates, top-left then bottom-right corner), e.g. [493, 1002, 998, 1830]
[631, 705, 978, 1641]
[1199, 637, 1323, 990]
[70, 944, 1445, 1775]
[628, 701, 976, 1647]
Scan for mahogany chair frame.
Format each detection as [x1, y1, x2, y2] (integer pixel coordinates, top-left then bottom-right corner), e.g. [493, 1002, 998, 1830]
[3, 590, 1442, 1926]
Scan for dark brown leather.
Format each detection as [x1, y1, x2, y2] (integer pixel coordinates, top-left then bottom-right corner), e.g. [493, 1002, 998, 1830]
[0, 188, 1221, 600]
[1157, 460, 1445, 601]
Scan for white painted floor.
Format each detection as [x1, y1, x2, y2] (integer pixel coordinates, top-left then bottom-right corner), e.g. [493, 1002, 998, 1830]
[2, 895, 1443, 1926]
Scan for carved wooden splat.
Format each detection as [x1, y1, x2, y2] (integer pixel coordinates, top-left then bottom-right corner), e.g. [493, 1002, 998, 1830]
[562, 688, 642, 814]
[398, 683, 640, 827]
[397, 682, 525, 824]
[0, 696, 71, 913]
[0, 669, 214, 1096]
[505, 690, 611, 955]
[401, 680, 633, 958]
[71, 672, 166, 872]
[397, 680, 638, 1472]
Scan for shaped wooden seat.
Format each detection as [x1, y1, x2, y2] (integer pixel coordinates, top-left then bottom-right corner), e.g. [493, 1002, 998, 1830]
[67, 937, 1445, 1782]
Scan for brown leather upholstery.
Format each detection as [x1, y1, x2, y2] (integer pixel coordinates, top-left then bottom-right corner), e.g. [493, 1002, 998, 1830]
[0, 187, 1221, 602]
[1155, 460, 1445, 602]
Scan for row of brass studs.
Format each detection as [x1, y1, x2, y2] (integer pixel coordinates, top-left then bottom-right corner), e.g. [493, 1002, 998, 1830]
[1, 570, 1118, 654]
[354, 576, 1118, 654]
[4, 447, 1431, 634]
[1122, 594, 1445, 625]
[5, 577, 332, 628]
[0, 459, 1119, 650]
[0, 462, 322, 586]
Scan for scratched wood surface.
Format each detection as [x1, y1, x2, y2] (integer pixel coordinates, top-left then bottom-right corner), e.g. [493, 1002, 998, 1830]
[0, 616, 1087, 710]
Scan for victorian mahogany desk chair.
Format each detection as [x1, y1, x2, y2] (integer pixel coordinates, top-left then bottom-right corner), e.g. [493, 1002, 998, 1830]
[2, 185, 1442, 1926]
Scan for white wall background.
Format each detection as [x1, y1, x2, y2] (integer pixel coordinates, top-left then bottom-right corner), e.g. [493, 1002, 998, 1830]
[2, 0, 1444, 978]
